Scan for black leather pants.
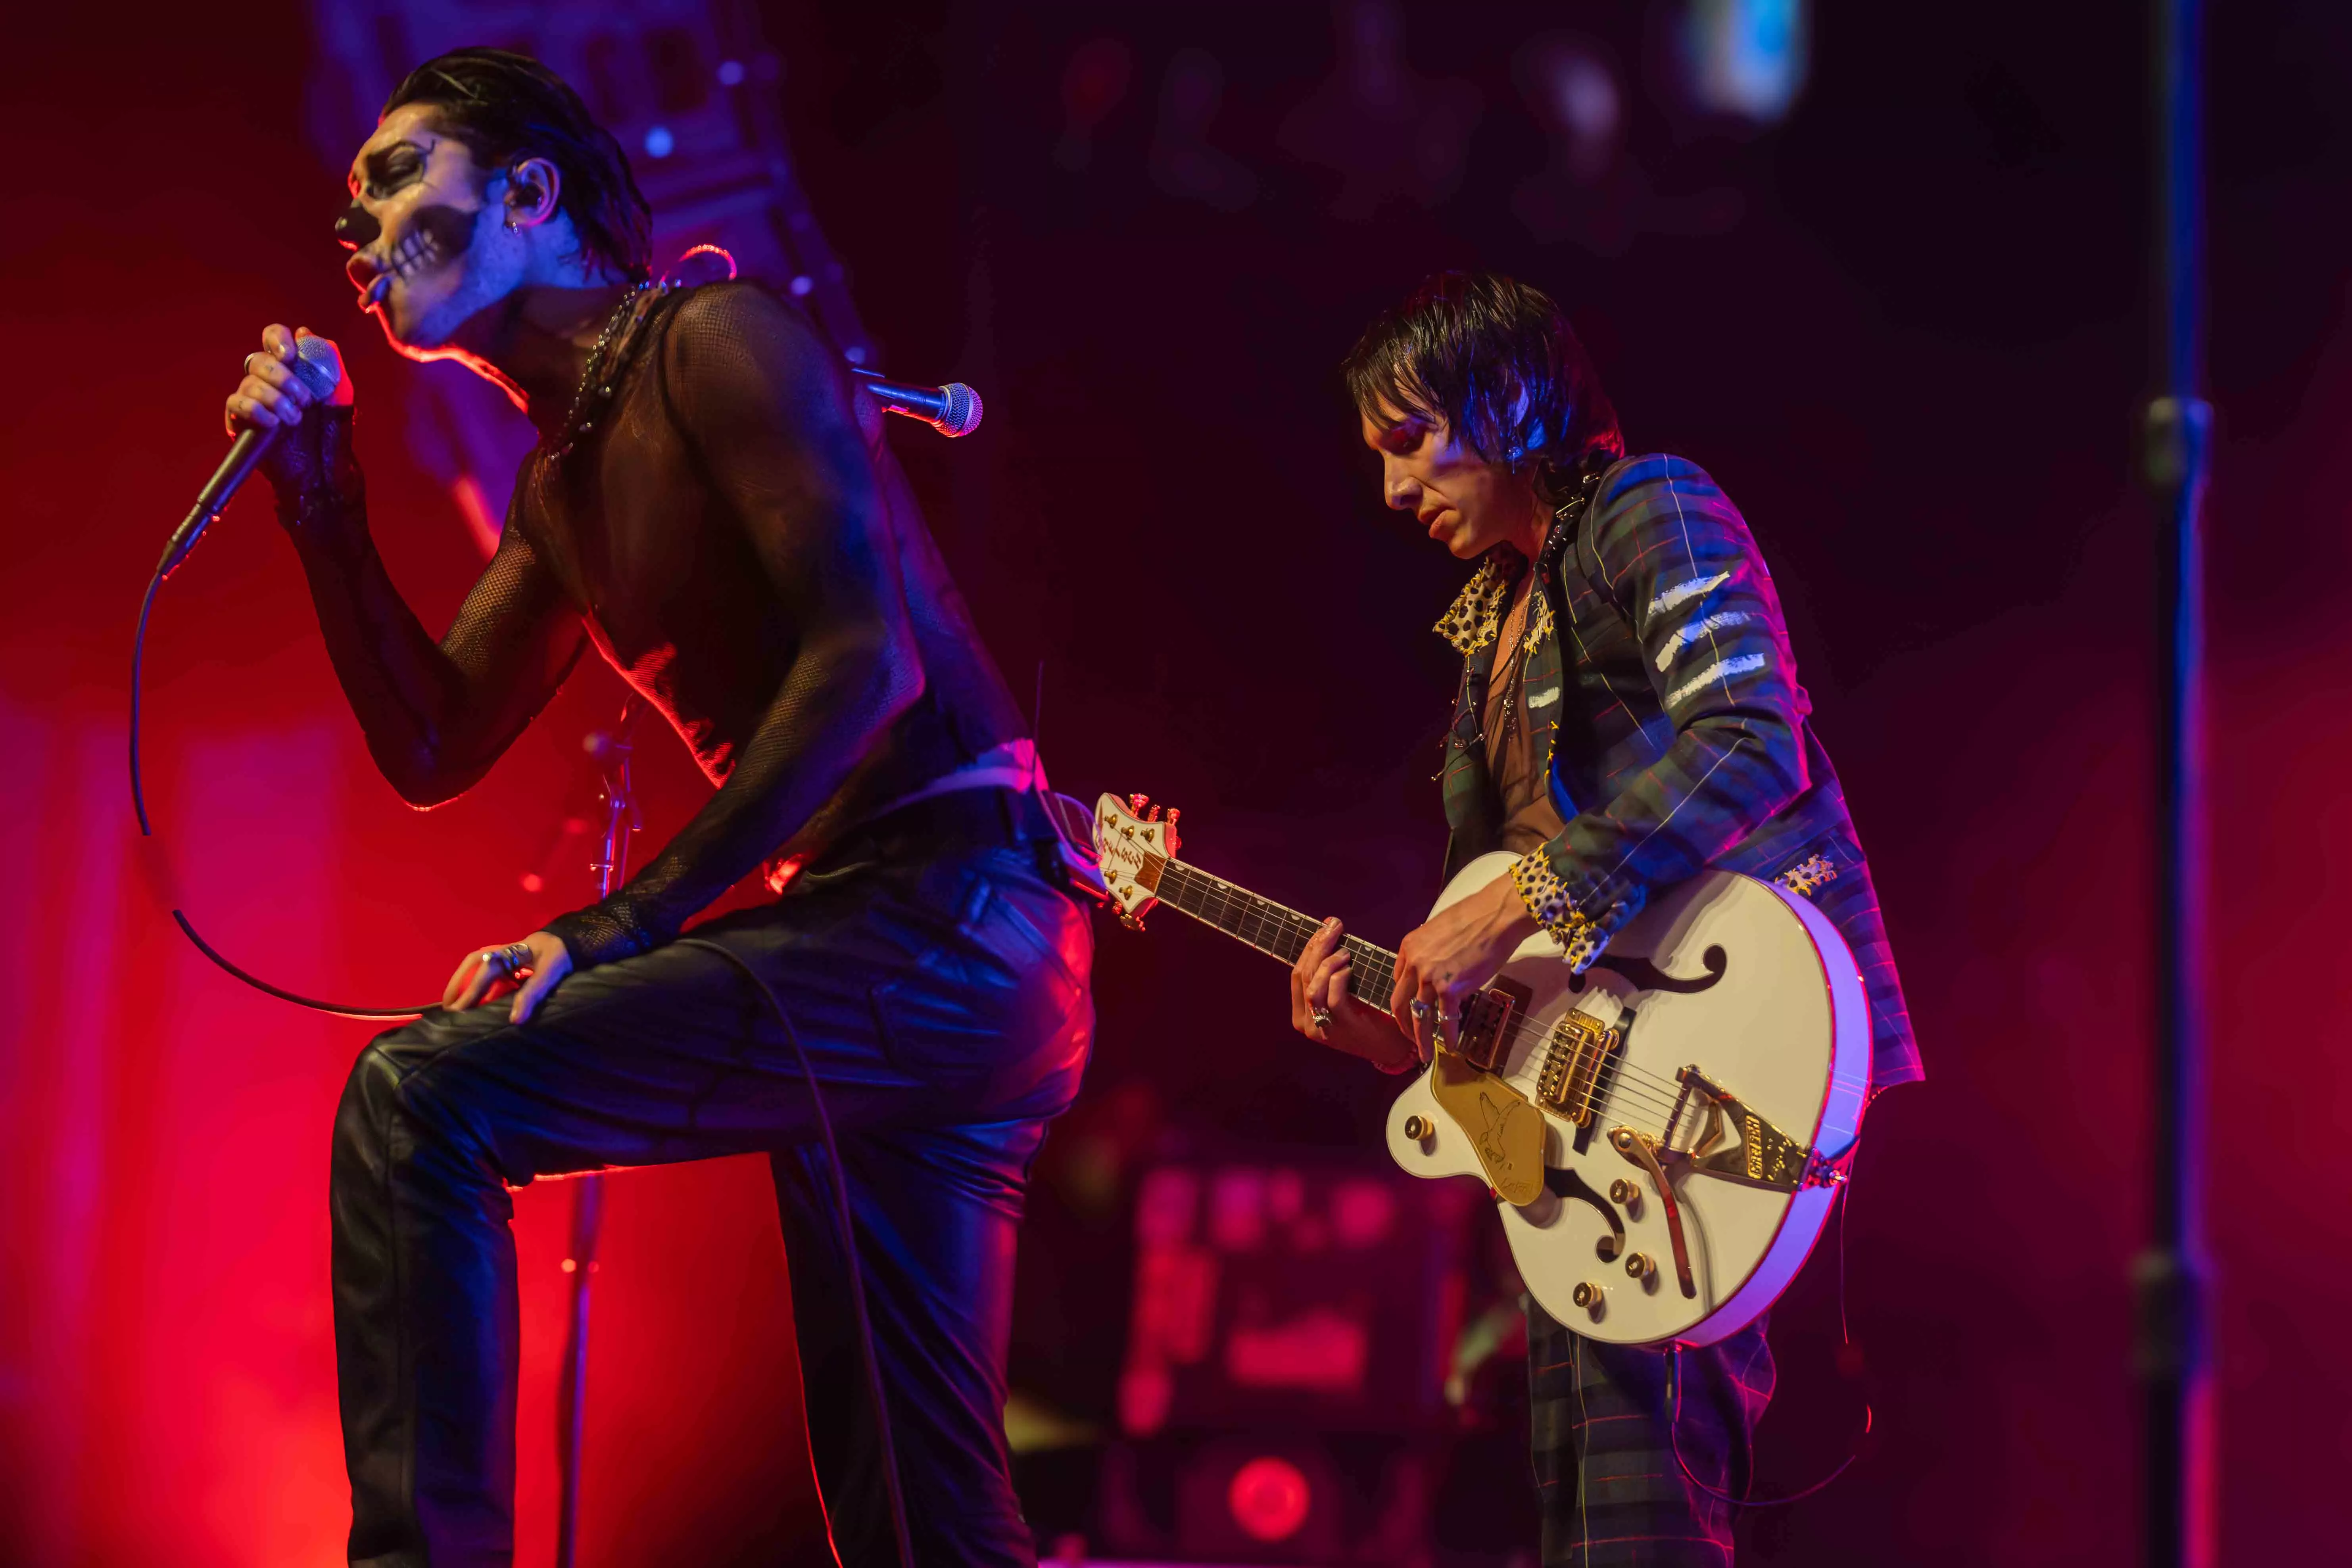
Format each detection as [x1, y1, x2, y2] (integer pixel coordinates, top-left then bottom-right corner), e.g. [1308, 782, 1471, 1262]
[330, 793, 1094, 1567]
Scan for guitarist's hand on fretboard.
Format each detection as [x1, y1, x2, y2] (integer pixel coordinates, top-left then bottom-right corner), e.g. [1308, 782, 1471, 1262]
[1290, 916, 1418, 1074]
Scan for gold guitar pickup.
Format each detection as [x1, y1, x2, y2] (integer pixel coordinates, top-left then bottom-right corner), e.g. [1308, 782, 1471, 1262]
[1535, 996, 1625, 1125]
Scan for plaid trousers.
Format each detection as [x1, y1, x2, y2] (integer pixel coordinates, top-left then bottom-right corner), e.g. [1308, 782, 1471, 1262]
[1528, 1301, 1774, 1566]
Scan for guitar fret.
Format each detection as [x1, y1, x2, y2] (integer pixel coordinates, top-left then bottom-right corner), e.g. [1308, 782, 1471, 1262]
[1156, 860, 1405, 1016]
[1148, 859, 1559, 1059]
[1140, 851, 1572, 1082]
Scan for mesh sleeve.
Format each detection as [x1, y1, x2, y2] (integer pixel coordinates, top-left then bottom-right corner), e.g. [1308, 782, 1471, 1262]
[282, 409, 586, 808]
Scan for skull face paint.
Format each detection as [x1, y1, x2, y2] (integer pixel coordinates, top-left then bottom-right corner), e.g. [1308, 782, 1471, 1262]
[374, 203, 480, 296]
[342, 103, 520, 357]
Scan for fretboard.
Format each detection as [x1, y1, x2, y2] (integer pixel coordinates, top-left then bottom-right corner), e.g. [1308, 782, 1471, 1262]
[1149, 860, 1404, 1011]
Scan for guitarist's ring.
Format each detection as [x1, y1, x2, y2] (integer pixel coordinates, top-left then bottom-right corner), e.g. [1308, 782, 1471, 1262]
[1310, 1009, 1332, 1031]
[1409, 998, 1432, 1019]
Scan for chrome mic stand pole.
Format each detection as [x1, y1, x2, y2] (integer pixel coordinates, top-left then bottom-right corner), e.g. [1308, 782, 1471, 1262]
[2136, 0, 2214, 1564]
[556, 695, 644, 1568]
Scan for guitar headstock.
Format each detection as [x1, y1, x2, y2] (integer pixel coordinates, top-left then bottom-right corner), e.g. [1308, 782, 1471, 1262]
[1094, 792, 1182, 929]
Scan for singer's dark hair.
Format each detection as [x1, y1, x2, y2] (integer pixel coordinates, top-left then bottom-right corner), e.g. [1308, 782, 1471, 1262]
[382, 48, 653, 282]
[1344, 272, 1622, 499]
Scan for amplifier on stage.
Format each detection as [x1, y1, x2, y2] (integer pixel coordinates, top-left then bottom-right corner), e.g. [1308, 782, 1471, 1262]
[1097, 1155, 1485, 1562]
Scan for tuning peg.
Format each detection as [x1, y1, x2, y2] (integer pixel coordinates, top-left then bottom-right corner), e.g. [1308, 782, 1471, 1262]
[1163, 807, 1182, 854]
[1144, 803, 1161, 822]
[1127, 793, 1150, 815]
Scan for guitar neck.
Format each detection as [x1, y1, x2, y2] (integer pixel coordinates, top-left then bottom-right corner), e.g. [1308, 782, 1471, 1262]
[1149, 860, 1403, 1015]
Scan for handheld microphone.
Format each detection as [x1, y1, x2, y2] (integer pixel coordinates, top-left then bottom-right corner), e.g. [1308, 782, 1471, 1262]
[159, 335, 345, 578]
[852, 367, 984, 438]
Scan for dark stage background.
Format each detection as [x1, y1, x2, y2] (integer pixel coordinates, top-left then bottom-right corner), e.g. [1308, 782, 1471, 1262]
[3, 2, 2347, 1564]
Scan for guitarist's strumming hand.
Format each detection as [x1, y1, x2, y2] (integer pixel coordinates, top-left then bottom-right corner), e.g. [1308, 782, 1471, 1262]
[1292, 917, 1418, 1073]
[1390, 870, 1542, 1062]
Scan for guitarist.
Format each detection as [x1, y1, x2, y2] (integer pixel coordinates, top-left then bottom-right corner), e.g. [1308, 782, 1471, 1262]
[1287, 272, 1919, 1564]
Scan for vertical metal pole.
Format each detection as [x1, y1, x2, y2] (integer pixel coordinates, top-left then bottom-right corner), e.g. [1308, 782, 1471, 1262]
[2136, 0, 2214, 1565]
[555, 698, 643, 1568]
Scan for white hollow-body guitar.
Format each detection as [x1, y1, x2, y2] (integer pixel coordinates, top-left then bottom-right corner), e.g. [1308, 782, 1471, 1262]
[1093, 792, 1869, 1347]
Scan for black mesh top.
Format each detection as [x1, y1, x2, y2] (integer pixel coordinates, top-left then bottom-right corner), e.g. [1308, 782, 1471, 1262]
[276, 282, 1027, 968]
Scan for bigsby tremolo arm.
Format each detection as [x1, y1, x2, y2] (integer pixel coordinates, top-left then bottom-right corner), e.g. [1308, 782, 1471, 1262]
[1608, 1127, 1698, 1300]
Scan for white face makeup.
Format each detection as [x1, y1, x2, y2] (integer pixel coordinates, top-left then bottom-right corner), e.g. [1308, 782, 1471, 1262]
[342, 104, 526, 356]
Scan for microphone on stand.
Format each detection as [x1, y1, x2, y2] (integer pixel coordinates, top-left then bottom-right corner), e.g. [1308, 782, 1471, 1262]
[852, 367, 985, 438]
[159, 334, 346, 577]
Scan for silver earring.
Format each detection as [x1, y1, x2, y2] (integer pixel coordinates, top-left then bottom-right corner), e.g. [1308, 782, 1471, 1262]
[503, 215, 518, 231]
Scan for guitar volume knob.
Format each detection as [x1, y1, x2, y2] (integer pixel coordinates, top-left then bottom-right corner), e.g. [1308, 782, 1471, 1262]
[1571, 1281, 1605, 1321]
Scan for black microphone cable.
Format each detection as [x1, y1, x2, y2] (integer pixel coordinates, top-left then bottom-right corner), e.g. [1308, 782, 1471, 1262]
[675, 939, 915, 1568]
[132, 559, 437, 1018]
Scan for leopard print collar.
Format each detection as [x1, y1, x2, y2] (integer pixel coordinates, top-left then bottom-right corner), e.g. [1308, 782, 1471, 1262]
[1433, 548, 1555, 658]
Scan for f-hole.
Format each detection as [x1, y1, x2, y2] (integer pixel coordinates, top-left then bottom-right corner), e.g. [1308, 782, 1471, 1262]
[1576, 945, 1727, 996]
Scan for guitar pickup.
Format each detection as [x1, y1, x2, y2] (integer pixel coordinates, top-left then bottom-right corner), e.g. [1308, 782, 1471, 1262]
[1454, 977, 1530, 1072]
[1535, 994, 1625, 1125]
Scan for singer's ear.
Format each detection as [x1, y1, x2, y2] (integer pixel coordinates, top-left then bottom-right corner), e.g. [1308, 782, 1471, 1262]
[503, 157, 563, 230]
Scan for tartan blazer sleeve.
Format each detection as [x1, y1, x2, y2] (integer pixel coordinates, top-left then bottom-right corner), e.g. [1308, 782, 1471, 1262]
[1511, 458, 1813, 960]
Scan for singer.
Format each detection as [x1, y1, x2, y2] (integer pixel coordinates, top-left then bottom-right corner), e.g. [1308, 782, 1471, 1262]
[225, 48, 1091, 1568]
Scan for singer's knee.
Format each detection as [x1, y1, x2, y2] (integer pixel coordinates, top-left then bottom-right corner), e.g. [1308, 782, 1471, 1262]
[332, 1020, 499, 1193]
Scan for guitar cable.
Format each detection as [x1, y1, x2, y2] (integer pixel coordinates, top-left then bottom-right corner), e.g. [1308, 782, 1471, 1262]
[132, 555, 919, 1568]
[1665, 1175, 1873, 1509]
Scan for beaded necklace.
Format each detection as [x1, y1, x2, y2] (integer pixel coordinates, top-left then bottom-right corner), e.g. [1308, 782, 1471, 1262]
[548, 279, 663, 462]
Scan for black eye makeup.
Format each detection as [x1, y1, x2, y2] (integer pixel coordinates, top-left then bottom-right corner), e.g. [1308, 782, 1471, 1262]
[353, 141, 430, 202]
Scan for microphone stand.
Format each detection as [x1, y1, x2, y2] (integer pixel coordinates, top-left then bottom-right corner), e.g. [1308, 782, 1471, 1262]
[2136, 1, 2214, 1564]
[556, 694, 644, 1568]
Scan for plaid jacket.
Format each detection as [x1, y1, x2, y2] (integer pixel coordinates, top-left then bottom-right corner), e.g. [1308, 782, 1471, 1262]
[1437, 454, 1920, 1090]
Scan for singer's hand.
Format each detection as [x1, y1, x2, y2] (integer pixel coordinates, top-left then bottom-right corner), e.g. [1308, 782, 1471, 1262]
[228, 325, 361, 529]
[225, 324, 346, 435]
[442, 931, 574, 1025]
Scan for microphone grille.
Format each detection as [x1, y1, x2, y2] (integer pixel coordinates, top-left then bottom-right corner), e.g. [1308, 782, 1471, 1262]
[935, 381, 983, 438]
[291, 335, 345, 402]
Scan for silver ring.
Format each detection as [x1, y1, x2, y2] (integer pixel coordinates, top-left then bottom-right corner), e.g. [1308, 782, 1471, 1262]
[1310, 1008, 1333, 1031]
[1409, 998, 1432, 1020]
[1433, 1007, 1451, 1025]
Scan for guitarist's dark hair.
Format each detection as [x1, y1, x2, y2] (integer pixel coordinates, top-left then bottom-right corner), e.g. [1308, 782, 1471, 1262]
[1343, 272, 1623, 502]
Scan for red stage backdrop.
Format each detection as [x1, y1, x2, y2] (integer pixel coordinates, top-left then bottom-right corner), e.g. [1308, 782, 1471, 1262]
[4, 3, 2348, 1565]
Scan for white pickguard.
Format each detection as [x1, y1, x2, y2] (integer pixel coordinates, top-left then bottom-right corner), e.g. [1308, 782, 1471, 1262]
[1383, 853, 1869, 1347]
